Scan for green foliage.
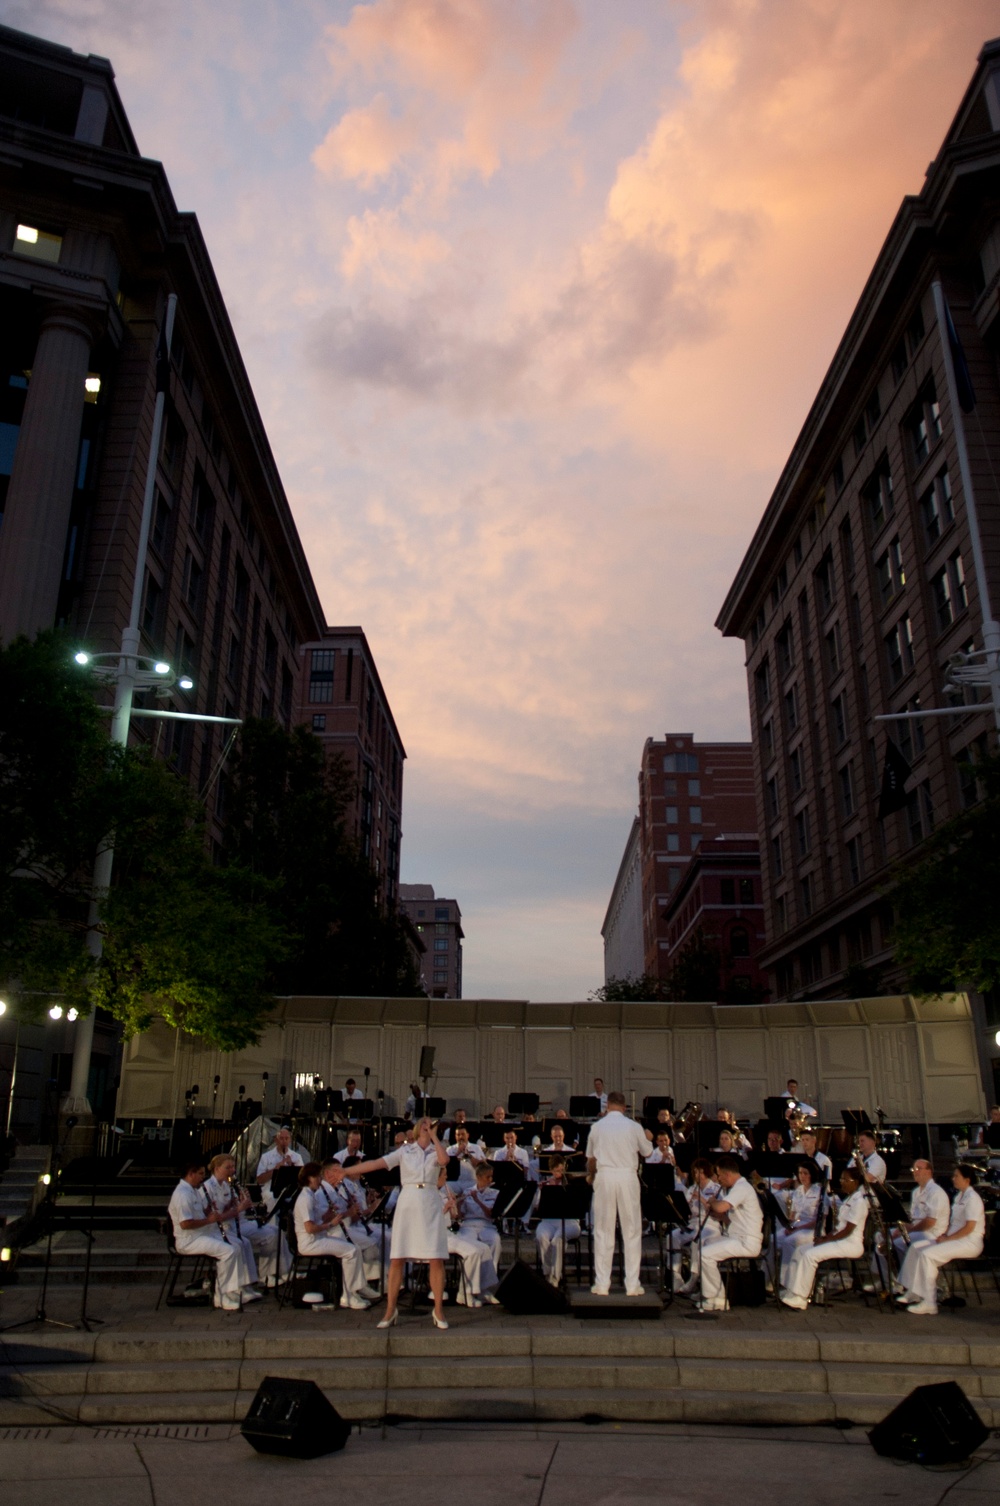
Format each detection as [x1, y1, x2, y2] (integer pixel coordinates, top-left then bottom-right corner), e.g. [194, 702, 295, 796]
[590, 973, 669, 1002]
[892, 753, 1000, 995]
[668, 928, 722, 1002]
[841, 962, 885, 998]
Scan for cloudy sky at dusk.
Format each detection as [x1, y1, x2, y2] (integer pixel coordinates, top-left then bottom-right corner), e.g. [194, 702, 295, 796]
[5, 0, 998, 998]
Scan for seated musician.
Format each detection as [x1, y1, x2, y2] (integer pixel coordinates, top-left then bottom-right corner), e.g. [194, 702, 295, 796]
[895, 1164, 986, 1316]
[543, 1123, 578, 1154]
[676, 1157, 721, 1293]
[710, 1128, 746, 1162]
[857, 1129, 887, 1185]
[767, 1160, 821, 1291]
[255, 1126, 303, 1211]
[490, 1105, 507, 1124]
[442, 1107, 470, 1144]
[292, 1162, 371, 1309]
[459, 1161, 502, 1263]
[692, 1154, 764, 1312]
[334, 1129, 363, 1165]
[874, 1157, 949, 1292]
[205, 1151, 289, 1288]
[168, 1158, 256, 1311]
[780, 1165, 868, 1310]
[343, 1078, 365, 1104]
[439, 1172, 500, 1306]
[317, 1159, 384, 1296]
[533, 1155, 581, 1286]
[762, 1128, 787, 1191]
[796, 1128, 832, 1186]
[494, 1128, 531, 1172]
[716, 1111, 752, 1153]
[648, 1129, 676, 1166]
[447, 1125, 485, 1188]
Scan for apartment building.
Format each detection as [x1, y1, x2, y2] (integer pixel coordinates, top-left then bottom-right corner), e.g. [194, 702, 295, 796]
[659, 836, 768, 1003]
[717, 39, 1000, 1021]
[398, 885, 463, 998]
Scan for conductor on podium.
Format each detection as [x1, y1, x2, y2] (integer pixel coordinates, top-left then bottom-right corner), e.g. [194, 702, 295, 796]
[586, 1090, 652, 1295]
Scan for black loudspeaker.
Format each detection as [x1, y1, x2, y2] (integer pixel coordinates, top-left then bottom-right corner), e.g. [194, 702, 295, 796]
[868, 1382, 988, 1465]
[721, 1261, 766, 1307]
[495, 1259, 569, 1315]
[241, 1377, 351, 1458]
[419, 1045, 436, 1077]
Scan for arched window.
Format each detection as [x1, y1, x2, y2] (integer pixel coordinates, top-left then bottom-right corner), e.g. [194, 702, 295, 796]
[729, 926, 750, 959]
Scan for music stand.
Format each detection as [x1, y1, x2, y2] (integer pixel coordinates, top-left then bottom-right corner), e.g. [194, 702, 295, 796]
[841, 1108, 874, 1136]
[491, 1161, 532, 1262]
[479, 1124, 509, 1149]
[986, 1123, 1000, 1151]
[749, 1169, 793, 1311]
[570, 1095, 601, 1119]
[763, 1095, 791, 1125]
[535, 1180, 592, 1289]
[508, 1093, 539, 1116]
[640, 1164, 688, 1302]
[643, 1096, 675, 1118]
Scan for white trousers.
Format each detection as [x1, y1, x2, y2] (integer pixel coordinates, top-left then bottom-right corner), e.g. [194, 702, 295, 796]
[447, 1230, 499, 1296]
[873, 1230, 934, 1289]
[592, 1169, 642, 1291]
[175, 1230, 252, 1303]
[462, 1220, 502, 1265]
[783, 1234, 864, 1302]
[297, 1229, 365, 1294]
[536, 1219, 582, 1284]
[241, 1219, 289, 1283]
[344, 1223, 383, 1283]
[700, 1234, 762, 1306]
[769, 1228, 815, 1287]
[897, 1234, 984, 1308]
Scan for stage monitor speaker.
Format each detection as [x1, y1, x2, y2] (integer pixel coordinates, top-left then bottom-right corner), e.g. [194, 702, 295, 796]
[419, 1045, 436, 1078]
[241, 1376, 351, 1458]
[495, 1258, 569, 1315]
[868, 1382, 988, 1466]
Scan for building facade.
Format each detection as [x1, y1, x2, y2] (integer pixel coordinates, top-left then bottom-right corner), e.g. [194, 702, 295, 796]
[717, 40, 1000, 1028]
[659, 836, 768, 1003]
[601, 817, 644, 983]
[398, 885, 464, 998]
[637, 733, 758, 983]
[294, 628, 404, 907]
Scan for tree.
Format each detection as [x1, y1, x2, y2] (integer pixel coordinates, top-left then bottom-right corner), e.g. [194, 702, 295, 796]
[589, 974, 669, 1002]
[668, 928, 722, 1002]
[892, 753, 1000, 995]
[222, 718, 422, 997]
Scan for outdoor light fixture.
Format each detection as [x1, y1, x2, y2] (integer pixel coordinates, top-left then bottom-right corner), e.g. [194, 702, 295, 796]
[15, 223, 38, 244]
[0, 999, 6, 1016]
[74, 651, 91, 665]
[66, 1008, 79, 1022]
[178, 675, 194, 691]
[0, 1247, 11, 1263]
[48, 1005, 63, 1020]
[996, 1029, 1000, 1048]
[154, 660, 170, 675]
[84, 375, 101, 395]
[40, 1173, 51, 1186]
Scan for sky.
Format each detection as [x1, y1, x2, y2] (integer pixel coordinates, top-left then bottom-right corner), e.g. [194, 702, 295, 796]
[5, 0, 998, 999]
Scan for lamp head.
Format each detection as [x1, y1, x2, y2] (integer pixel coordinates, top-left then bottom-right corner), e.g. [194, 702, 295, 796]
[74, 651, 91, 666]
[48, 1004, 63, 1020]
[154, 660, 170, 676]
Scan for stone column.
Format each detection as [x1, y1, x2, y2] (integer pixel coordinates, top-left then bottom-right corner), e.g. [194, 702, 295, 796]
[0, 305, 94, 642]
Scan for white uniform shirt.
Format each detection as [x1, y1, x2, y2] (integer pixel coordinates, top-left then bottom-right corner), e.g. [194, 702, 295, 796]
[586, 1111, 652, 1171]
[493, 1145, 531, 1172]
[343, 1087, 365, 1101]
[333, 1145, 363, 1165]
[256, 1146, 303, 1208]
[909, 1180, 950, 1238]
[203, 1174, 245, 1224]
[462, 1184, 498, 1225]
[836, 1187, 869, 1236]
[168, 1179, 219, 1243]
[802, 1148, 833, 1181]
[719, 1176, 763, 1245]
[948, 1186, 986, 1240]
[686, 1179, 719, 1231]
[862, 1151, 887, 1183]
[647, 1146, 676, 1165]
[293, 1185, 322, 1243]
[383, 1141, 440, 1186]
[789, 1184, 821, 1228]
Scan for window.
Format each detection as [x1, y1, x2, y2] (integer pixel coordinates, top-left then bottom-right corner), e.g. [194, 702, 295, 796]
[890, 337, 908, 384]
[687, 779, 700, 796]
[799, 874, 813, 918]
[795, 807, 811, 857]
[831, 692, 849, 746]
[730, 926, 750, 958]
[762, 719, 774, 761]
[433, 938, 449, 952]
[309, 648, 335, 703]
[863, 456, 895, 533]
[665, 805, 678, 824]
[232, 559, 250, 622]
[689, 805, 702, 824]
[182, 550, 203, 613]
[776, 621, 794, 676]
[663, 778, 677, 795]
[666, 834, 680, 853]
[151, 489, 172, 556]
[690, 833, 702, 851]
[885, 614, 915, 686]
[825, 622, 842, 677]
[775, 895, 787, 933]
[263, 626, 278, 682]
[839, 762, 855, 819]
[433, 971, 448, 984]
[720, 878, 736, 905]
[832, 456, 845, 494]
[815, 551, 835, 614]
[896, 697, 925, 763]
[192, 474, 214, 541]
[920, 468, 954, 544]
[739, 877, 754, 904]
[852, 414, 867, 457]
[663, 752, 698, 772]
[866, 388, 882, 430]
[766, 775, 779, 820]
[789, 746, 803, 794]
[909, 385, 943, 465]
[907, 304, 925, 353]
[750, 605, 766, 647]
[227, 631, 242, 680]
[769, 563, 789, 610]
[784, 684, 799, 732]
[309, 713, 326, 733]
[956, 735, 989, 809]
[13, 223, 62, 263]
[141, 572, 162, 637]
[435, 922, 449, 933]
[771, 833, 784, 878]
[875, 537, 905, 607]
[906, 780, 935, 846]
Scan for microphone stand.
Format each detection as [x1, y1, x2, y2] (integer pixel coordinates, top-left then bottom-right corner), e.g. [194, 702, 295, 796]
[2, 1104, 77, 1333]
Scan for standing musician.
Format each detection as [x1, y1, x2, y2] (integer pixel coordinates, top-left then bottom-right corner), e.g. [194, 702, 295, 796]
[493, 1128, 531, 1171]
[768, 1160, 821, 1291]
[533, 1155, 581, 1286]
[447, 1125, 485, 1188]
[693, 1153, 764, 1312]
[345, 1117, 451, 1330]
[459, 1161, 503, 1264]
[586, 1090, 652, 1296]
[342, 1078, 365, 1104]
[168, 1159, 256, 1311]
[317, 1160, 383, 1297]
[205, 1151, 288, 1289]
[782, 1079, 818, 1118]
[592, 1078, 609, 1114]
[292, 1162, 370, 1310]
[857, 1129, 887, 1184]
[895, 1164, 986, 1316]
[874, 1158, 950, 1292]
[255, 1126, 303, 1211]
[780, 1165, 868, 1310]
[334, 1129, 363, 1165]
[439, 1173, 500, 1306]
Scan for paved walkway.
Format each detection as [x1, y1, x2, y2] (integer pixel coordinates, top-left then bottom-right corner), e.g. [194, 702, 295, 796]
[1, 1417, 998, 1506]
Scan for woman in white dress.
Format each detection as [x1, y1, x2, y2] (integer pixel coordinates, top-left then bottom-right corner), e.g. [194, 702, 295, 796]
[346, 1117, 450, 1328]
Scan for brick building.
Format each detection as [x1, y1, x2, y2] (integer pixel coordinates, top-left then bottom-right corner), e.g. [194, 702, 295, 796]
[398, 885, 464, 998]
[716, 38, 1000, 1022]
[659, 836, 768, 1003]
[636, 733, 758, 984]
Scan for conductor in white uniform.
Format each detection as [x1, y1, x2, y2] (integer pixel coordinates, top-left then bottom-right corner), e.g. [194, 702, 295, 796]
[586, 1090, 652, 1296]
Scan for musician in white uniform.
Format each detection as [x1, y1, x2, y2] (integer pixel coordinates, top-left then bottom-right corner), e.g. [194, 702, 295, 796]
[592, 1079, 609, 1114]
[333, 1129, 363, 1165]
[797, 1130, 832, 1184]
[896, 1164, 986, 1315]
[533, 1156, 581, 1285]
[543, 1124, 578, 1155]
[459, 1162, 502, 1263]
[346, 1117, 450, 1329]
[675, 1158, 720, 1293]
[317, 1160, 383, 1296]
[256, 1127, 304, 1211]
[769, 1161, 821, 1290]
[782, 1079, 818, 1118]
[440, 1176, 499, 1305]
[857, 1130, 887, 1185]
[447, 1126, 485, 1189]
[874, 1158, 950, 1291]
[586, 1091, 652, 1296]
[493, 1129, 531, 1172]
[168, 1160, 255, 1311]
[442, 1108, 470, 1144]
[204, 1152, 288, 1288]
[292, 1162, 370, 1309]
[780, 1166, 868, 1309]
[343, 1079, 365, 1104]
[648, 1131, 676, 1166]
[695, 1154, 764, 1311]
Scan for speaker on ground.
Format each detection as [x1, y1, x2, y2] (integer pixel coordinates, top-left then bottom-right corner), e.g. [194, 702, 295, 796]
[868, 1381, 988, 1465]
[241, 1377, 351, 1458]
[495, 1258, 569, 1315]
